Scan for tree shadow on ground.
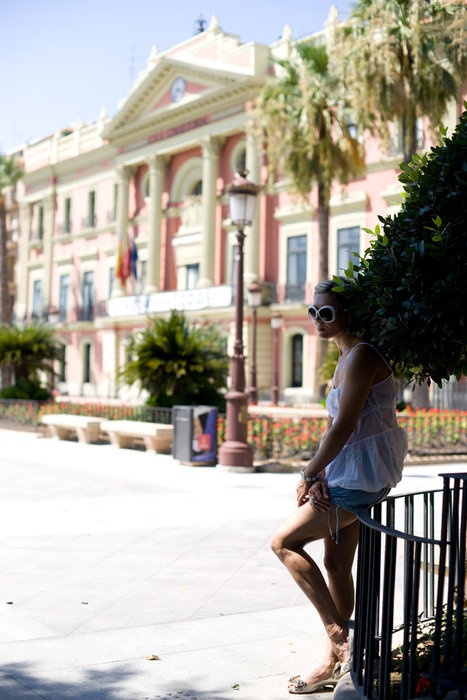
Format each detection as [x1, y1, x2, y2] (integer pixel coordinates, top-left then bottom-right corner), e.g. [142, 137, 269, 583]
[0, 660, 254, 700]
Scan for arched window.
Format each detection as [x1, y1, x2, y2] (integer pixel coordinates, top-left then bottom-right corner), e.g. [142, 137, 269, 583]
[230, 140, 246, 176]
[235, 147, 246, 173]
[291, 334, 303, 387]
[190, 180, 202, 196]
[142, 172, 150, 200]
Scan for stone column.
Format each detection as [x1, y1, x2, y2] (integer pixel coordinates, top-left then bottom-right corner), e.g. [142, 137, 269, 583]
[244, 131, 261, 285]
[197, 136, 221, 288]
[16, 202, 32, 321]
[112, 165, 131, 298]
[145, 155, 166, 294]
[42, 192, 56, 312]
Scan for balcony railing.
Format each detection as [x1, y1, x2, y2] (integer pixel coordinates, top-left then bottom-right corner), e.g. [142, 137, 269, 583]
[274, 281, 314, 304]
[31, 229, 44, 241]
[59, 222, 72, 234]
[77, 305, 95, 322]
[352, 474, 466, 700]
[285, 283, 306, 302]
[81, 214, 97, 230]
[95, 300, 108, 318]
[41, 302, 108, 324]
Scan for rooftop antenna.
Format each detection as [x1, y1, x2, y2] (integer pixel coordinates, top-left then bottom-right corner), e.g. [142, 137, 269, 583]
[194, 15, 207, 34]
[128, 44, 146, 87]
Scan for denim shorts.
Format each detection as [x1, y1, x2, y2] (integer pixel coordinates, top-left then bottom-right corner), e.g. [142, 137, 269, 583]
[327, 485, 391, 543]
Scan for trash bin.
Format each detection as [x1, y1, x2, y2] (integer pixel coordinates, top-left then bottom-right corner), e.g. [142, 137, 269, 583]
[172, 405, 218, 466]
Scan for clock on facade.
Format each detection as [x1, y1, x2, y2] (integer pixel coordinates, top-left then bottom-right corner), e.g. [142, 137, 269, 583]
[170, 77, 186, 103]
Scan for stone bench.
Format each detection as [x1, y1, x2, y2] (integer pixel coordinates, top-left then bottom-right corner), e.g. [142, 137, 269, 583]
[41, 414, 102, 444]
[100, 420, 173, 453]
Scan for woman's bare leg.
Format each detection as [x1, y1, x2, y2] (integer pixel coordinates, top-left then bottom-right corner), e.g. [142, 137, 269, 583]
[310, 521, 359, 680]
[324, 520, 359, 620]
[270, 504, 358, 684]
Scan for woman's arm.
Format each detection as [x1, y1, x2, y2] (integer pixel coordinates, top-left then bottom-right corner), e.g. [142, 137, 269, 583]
[296, 345, 381, 511]
[296, 346, 382, 506]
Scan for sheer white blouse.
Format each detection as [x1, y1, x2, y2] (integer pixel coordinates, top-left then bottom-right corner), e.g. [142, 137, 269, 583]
[325, 344, 408, 492]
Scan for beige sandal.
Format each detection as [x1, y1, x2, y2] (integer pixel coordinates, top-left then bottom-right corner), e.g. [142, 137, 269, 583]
[332, 658, 351, 679]
[288, 674, 338, 694]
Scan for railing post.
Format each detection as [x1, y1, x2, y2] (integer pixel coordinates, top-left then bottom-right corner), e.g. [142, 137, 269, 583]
[380, 533, 397, 700]
[431, 477, 450, 694]
[453, 478, 466, 689]
[353, 520, 369, 688]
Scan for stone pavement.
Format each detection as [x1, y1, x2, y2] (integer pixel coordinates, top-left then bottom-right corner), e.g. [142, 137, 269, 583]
[0, 429, 465, 700]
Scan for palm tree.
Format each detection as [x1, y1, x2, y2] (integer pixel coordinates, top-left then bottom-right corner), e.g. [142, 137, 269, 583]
[0, 154, 24, 390]
[254, 42, 365, 396]
[0, 323, 62, 400]
[119, 310, 229, 409]
[337, 0, 467, 165]
[0, 155, 23, 324]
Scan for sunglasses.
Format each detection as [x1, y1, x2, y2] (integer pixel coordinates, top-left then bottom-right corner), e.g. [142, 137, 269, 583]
[308, 304, 339, 323]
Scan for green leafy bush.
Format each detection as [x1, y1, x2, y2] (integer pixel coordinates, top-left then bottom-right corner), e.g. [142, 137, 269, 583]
[339, 106, 467, 385]
[119, 310, 229, 410]
[0, 323, 62, 399]
[0, 377, 51, 401]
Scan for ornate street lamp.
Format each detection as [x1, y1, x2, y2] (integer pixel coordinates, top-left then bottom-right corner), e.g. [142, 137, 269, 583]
[247, 282, 262, 405]
[218, 170, 261, 469]
[270, 311, 283, 406]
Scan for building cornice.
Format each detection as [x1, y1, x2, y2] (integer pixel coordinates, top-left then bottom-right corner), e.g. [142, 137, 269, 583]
[22, 142, 116, 195]
[274, 202, 313, 224]
[381, 182, 404, 207]
[108, 80, 265, 146]
[330, 189, 368, 215]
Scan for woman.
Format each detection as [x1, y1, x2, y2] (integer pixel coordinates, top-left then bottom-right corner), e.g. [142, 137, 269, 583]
[271, 279, 407, 695]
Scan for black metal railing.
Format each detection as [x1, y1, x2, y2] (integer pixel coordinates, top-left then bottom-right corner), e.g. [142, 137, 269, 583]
[95, 300, 108, 318]
[39, 402, 173, 425]
[352, 474, 466, 700]
[77, 304, 95, 322]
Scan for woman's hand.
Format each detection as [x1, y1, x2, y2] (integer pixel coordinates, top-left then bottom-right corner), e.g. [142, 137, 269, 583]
[308, 477, 330, 512]
[296, 478, 310, 507]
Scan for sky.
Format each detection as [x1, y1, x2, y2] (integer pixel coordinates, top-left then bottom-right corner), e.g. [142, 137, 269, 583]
[1, 0, 354, 154]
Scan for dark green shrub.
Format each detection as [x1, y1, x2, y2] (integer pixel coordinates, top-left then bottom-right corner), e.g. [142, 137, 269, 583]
[0, 323, 61, 398]
[338, 106, 467, 385]
[0, 377, 51, 401]
[119, 310, 229, 410]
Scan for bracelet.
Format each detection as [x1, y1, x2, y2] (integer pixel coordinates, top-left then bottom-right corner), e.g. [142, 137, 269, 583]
[299, 468, 320, 483]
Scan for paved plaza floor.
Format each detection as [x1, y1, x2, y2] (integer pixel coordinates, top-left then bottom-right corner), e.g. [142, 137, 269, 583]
[0, 429, 465, 700]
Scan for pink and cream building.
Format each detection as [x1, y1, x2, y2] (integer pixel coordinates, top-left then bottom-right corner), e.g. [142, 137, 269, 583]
[11, 13, 462, 403]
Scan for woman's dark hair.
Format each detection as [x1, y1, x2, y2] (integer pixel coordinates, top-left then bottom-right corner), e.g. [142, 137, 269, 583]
[314, 277, 352, 308]
[314, 276, 367, 337]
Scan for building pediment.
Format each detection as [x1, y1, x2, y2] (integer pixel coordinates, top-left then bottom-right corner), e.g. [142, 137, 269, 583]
[102, 38, 269, 144]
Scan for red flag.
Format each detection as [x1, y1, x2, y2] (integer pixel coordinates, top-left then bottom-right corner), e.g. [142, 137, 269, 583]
[115, 240, 131, 285]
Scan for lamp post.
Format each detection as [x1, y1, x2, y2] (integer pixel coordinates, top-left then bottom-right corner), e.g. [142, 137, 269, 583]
[218, 171, 261, 469]
[247, 282, 262, 405]
[271, 311, 282, 406]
